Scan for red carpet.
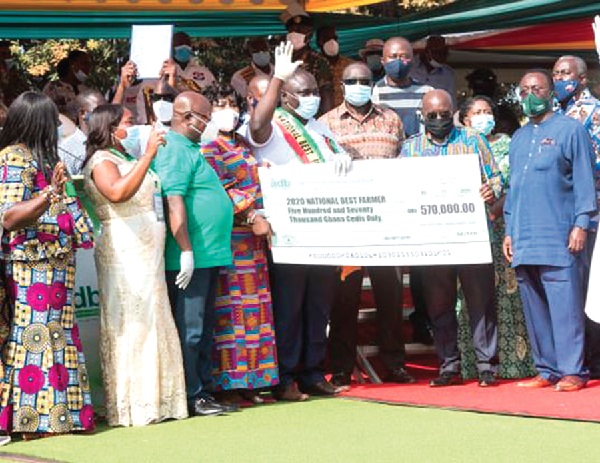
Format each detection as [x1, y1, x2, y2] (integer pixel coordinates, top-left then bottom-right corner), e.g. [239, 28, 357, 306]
[342, 355, 600, 422]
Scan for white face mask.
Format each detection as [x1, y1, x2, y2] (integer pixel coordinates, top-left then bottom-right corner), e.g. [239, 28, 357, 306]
[75, 69, 88, 83]
[153, 100, 173, 123]
[293, 95, 321, 120]
[323, 39, 339, 57]
[212, 108, 240, 133]
[287, 32, 307, 51]
[470, 113, 495, 136]
[252, 51, 271, 68]
[118, 126, 141, 158]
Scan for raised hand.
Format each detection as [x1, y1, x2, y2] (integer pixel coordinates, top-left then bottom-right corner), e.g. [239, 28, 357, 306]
[273, 41, 303, 82]
[120, 61, 138, 87]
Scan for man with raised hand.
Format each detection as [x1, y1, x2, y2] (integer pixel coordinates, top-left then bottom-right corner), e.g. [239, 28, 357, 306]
[248, 42, 350, 400]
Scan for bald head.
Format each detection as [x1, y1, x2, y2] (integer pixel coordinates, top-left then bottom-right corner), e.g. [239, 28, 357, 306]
[382, 37, 413, 61]
[555, 55, 587, 75]
[422, 89, 453, 114]
[248, 75, 270, 101]
[342, 62, 372, 81]
[172, 91, 212, 141]
[283, 68, 318, 94]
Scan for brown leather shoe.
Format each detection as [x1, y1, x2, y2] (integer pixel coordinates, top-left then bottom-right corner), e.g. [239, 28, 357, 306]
[554, 375, 586, 392]
[517, 375, 554, 388]
[273, 382, 309, 401]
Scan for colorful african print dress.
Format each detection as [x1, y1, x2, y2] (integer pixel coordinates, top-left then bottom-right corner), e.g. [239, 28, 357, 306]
[457, 134, 536, 379]
[0, 145, 95, 434]
[202, 135, 278, 391]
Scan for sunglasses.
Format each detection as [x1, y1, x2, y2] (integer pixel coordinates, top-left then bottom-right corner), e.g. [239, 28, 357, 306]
[342, 78, 372, 86]
[425, 111, 452, 121]
[151, 94, 175, 103]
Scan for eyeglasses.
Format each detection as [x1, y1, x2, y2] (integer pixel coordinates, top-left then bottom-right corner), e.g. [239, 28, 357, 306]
[188, 111, 211, 125]
[342, 78, 372, 86]
[425, 111, 452, 121]
[518, 85, 548, 98]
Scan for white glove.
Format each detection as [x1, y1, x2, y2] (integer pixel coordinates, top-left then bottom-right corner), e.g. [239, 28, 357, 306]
[273, 41, 303, 82]
[594, 15, 600, 59]
[333, 153, 352, 176]
[175, 250, 194, 290]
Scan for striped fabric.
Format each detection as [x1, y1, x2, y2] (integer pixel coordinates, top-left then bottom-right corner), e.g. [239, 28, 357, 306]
[371, 77, 432, 137]
[202, 136, 279, 391]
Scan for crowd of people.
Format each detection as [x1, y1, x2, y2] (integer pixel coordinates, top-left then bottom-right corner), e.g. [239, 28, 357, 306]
[0, 2, 599, 441]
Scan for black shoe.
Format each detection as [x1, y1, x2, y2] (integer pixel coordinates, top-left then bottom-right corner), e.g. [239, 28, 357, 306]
[189, 397, 225, 416]
[429, 371, 463, 387]
[301, 380, 342, 396]
[412, 327, 434, 345]
[206, 395, 240, 413]
[478, 370, 497, 387]
[387, 367, 417, 384]
[331, 372, 351, 391]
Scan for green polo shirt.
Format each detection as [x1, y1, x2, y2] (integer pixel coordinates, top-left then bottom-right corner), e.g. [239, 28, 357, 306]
[154, 130, 233, 270]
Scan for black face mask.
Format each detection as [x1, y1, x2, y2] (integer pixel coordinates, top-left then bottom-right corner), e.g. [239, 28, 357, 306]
[425, 116, 454, 140]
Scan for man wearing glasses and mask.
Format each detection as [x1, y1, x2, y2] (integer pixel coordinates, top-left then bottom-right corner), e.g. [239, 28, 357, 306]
[504, 70, 596, 392]
[320, 62, 414, 389]
[401, 89, 502, 388]
[153, 92, 234, 416]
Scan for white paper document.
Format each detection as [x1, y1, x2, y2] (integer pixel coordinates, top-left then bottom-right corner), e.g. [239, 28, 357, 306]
[129, 25, 173, 79]
[259, 156, 492, 266]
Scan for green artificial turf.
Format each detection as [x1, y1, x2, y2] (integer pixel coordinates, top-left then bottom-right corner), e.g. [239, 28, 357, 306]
[1, 398, 598, 463]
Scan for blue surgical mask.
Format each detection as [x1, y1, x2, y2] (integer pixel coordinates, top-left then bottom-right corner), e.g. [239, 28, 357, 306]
[470, 114, 495, 136]
[383, 58, 412, 80]
[554, 79, 579, 102]
[118, 126, 141, 158]
[293, 95, 321, 120]
[343, 84, 372, 107]
[173, 45, 192, 63]
[57, 124, 64, 139]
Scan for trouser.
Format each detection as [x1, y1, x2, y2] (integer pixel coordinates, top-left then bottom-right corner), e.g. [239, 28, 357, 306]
[328, 266, 405, 375]
[269, 262, 336, 387]
[516, 262, 587, 380]
[409, 266, 431, 332]
[166, 267, 219, 404]
[583, 231, 600, 374]
[421, 264, 497, 375]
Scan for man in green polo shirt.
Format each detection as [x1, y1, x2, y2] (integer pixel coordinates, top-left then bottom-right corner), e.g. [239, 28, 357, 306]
[153, 91, 233, 417]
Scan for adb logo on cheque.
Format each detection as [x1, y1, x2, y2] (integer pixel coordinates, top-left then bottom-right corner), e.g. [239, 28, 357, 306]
[271, 179, 291, 189]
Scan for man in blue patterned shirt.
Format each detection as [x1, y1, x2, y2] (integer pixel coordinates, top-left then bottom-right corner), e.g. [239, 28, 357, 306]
[553, 55, 600, 379]
[400, 89, 501, 388]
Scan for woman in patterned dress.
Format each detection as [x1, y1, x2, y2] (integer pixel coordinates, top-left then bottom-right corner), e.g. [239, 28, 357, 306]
[82, 105, 188, 426]
[456, 96, 536, 379]
[202, 84, 278, 404]
[0, 91, 95, 437]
